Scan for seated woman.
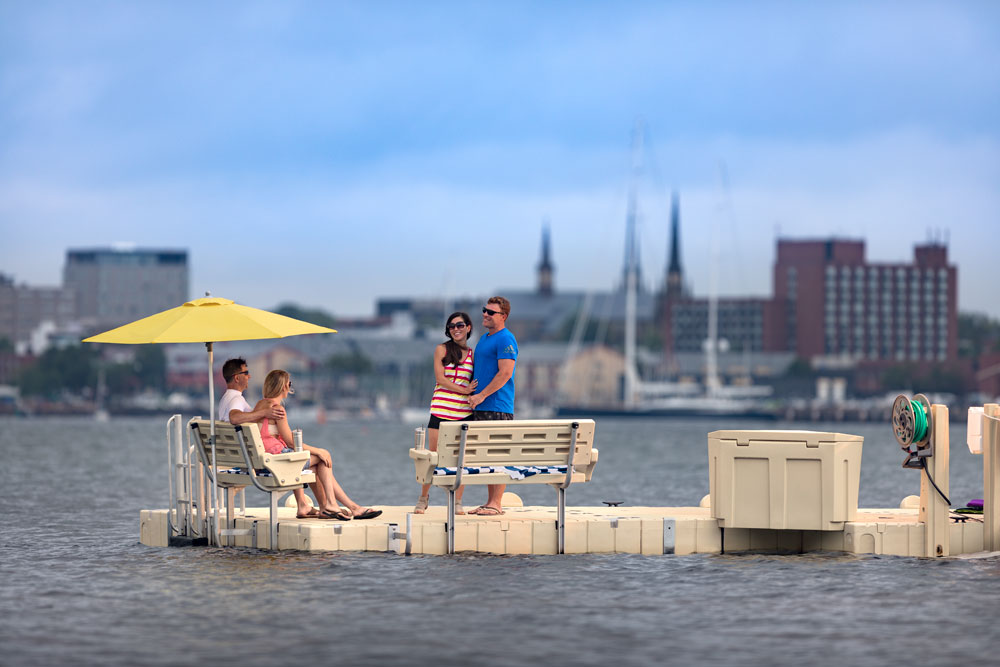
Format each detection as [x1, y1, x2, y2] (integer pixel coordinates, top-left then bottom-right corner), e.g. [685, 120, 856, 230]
[254, 369, 382, 521]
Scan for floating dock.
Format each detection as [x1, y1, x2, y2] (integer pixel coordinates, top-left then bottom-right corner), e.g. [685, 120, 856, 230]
[143, 401, 999, 558]
[139, 502, 988, 557]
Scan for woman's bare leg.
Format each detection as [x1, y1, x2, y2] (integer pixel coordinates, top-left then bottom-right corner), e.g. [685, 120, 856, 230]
[415, 428, 437, 511]
[303, 443, 364, 514]
[308, 481, 328, 509]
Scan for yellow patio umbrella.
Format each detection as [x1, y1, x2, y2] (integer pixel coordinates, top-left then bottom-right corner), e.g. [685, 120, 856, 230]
[83, 296, 337, 424]
[83, 296, 336, 544]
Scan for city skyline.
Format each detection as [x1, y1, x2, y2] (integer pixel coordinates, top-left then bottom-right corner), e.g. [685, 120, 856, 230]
[2, 2, 998, 319]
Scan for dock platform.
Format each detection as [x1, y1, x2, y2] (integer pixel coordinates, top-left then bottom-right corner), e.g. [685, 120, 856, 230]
[140, 503, 987, 557]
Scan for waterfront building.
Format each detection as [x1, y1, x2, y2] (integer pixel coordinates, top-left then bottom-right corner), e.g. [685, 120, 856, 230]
[63, 247, 188, 328]
[0, 272, 76, 348]
[769, 239, 958, 363]
[667, 298, 774, 353]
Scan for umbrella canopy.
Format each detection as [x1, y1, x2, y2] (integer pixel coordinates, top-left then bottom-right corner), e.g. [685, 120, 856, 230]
[82, 296, 335, 344]
[83, 296, 337, 420]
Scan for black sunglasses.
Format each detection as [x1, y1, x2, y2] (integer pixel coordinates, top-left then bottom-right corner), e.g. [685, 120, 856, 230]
[482, 307, 502, 316]
[447, 322, 468, 330]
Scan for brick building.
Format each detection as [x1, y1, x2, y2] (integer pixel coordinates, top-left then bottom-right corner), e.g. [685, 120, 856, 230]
[770, 239, 957, 362]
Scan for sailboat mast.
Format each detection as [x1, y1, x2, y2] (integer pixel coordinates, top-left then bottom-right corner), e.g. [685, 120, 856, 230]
[623, 122, 642, 407]
[706, 162, 727, 396]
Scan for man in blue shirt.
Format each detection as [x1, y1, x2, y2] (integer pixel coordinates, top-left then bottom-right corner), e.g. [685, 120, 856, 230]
[468, 295, 517, 515]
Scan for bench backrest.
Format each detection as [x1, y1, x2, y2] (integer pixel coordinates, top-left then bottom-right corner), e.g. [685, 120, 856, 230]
[190, 419, 268, 469]
[435, 419, 596, 467]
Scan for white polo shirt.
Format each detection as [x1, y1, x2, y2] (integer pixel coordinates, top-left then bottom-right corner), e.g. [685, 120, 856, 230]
[218, 388, 252, 423]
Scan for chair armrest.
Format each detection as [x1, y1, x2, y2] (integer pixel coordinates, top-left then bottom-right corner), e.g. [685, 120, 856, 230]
[260, 450, 313, 487]
[270, 451, 312, 464]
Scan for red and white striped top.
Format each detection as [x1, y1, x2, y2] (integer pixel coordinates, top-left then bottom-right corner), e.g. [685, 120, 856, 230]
[429, 348, 474, 420]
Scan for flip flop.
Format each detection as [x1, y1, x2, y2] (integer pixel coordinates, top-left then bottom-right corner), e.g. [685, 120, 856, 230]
[473, 506, 504, 516]
[352, 508, 383, 520]
[296, 507, 322, 519]
[318, 509, 351, 521]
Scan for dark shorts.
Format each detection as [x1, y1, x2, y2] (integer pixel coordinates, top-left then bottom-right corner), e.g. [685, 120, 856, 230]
[471, 410, 514, 421]
[427, 414, 472, 429]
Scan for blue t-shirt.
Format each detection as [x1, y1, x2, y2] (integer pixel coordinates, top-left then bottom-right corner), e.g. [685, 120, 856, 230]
[472, 327, 518, 414]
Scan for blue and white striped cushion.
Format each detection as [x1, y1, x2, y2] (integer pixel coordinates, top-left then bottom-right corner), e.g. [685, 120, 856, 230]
[219, 467, 274, 478]
[433, 465, 568, 480]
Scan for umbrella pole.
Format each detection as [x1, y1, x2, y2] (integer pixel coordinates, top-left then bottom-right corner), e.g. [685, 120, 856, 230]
[208, 341, 219, 547]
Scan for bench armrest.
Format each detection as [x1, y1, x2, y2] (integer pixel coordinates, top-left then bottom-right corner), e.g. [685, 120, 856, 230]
[409, 448, 439, 484]
[580, 448, 599, 481]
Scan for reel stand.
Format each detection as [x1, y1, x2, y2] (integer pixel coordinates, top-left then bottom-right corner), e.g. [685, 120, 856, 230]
[891, 393, 934, 469]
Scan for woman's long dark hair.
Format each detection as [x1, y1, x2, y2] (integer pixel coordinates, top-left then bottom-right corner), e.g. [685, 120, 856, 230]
[441, 311, 473, 367]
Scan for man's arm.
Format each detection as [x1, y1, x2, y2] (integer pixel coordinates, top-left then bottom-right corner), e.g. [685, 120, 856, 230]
[229, 402, 285, 425]
[468, 358, 515, 410]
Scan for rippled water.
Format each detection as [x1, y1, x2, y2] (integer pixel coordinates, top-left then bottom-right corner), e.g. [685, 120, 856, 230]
[1, 416, 997, 666]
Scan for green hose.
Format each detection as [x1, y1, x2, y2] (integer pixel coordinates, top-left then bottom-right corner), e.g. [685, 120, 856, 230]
[910, 399, 928, 442]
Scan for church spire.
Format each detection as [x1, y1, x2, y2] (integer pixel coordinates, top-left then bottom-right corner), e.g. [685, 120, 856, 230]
[665, 190, 684, 299]
[537, 221, 554, 296]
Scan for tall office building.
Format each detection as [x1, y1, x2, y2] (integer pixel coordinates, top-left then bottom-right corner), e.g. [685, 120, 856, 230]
[770, 239, 957, 362]
[63, 248, 189, 328]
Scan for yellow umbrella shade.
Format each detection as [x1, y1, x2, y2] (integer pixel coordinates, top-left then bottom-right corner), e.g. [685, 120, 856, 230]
[82, 297, 336, 344]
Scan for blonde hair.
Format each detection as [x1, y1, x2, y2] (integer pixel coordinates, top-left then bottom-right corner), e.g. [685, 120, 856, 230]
[263, 369, 290, 399]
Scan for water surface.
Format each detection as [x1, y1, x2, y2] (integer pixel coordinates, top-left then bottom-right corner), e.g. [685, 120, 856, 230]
[1, 416, 996, 666]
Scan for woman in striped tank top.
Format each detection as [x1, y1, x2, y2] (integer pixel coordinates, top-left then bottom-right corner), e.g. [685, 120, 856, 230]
[414, 311, 478, 514]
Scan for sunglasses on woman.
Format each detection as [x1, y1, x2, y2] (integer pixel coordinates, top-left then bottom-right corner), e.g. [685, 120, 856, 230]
[447, 322, 467, 330]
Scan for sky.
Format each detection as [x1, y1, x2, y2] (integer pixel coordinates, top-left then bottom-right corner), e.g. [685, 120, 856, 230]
[1, 1, 998, 319]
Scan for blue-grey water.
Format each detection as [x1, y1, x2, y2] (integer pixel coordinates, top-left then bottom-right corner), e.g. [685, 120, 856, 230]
[1, 416, 997, 666]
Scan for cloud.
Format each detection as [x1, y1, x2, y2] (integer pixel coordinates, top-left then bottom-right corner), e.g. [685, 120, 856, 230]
[1, 2, 998, 319]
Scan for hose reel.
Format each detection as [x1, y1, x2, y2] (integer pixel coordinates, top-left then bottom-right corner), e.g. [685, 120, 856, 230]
[891, 393, 934, 469]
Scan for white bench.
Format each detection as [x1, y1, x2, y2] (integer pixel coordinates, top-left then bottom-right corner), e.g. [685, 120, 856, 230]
[189, 419, 315, 549]
[409, 419, 598, 553]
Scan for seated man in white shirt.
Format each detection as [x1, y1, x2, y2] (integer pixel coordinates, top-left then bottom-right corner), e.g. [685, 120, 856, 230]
[219, 357, 346, 520]
[219, 360, 286, 426]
